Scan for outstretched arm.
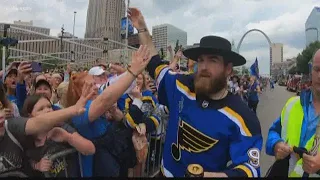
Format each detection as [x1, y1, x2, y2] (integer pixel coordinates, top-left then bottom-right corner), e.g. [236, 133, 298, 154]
[25, 82, 95, 135]
[88, 45, 151, 122]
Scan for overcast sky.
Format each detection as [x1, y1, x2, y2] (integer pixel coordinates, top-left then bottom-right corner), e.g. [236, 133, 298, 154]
[0, 0, 319, 74]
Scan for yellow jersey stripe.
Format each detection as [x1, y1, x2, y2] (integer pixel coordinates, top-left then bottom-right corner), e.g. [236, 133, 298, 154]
[223, 107, 252, 137]
[176, 80, 196, 97]
[155, 65, 168, 79]
[150, 116, 160, 128]
[235, 165, 253, 177]
[141, 96, 156, 108]
[125, 113, 137, 128]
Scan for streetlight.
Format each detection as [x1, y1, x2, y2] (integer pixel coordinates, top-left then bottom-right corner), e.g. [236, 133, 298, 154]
[72, 11, 77, 62]
[124, 0, 130, 64]
[306, 27, 319, 43]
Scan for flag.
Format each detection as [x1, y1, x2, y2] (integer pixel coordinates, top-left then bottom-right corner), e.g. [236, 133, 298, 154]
[309, 61, 312, 73]
[250, 57, 259, 77]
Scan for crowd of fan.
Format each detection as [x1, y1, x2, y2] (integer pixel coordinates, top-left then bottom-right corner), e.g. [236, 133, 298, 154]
[0, 43, 201, 177]
[228, 75, 271, 114]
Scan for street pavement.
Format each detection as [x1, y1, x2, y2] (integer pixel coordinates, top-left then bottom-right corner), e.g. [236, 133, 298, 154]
[257, 85, 296, 176]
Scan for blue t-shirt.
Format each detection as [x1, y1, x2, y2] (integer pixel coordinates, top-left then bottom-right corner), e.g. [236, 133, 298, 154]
[7, 94, 17, 105]
[248, 82, 259, 101]
[71, 100, 109, 177]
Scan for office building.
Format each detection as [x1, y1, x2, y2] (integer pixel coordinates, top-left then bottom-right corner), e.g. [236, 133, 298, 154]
[305, 7, 320, 46]
[85, 0, 126, 49]
[152, 24, 187, 57]
[13, 20, 33, 26]
[128, 33, 139, 48]
[270, 43, 283, 64]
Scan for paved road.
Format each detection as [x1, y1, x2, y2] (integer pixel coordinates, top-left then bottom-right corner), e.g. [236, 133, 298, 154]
[257, 85, 295, 176]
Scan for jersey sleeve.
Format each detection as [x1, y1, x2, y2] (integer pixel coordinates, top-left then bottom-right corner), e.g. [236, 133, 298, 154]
[146, 55, 176, 108]
[222, 106, 262, 177]
[265, 117, 283, 156]
[72, 101, 92, 127]
[117, 94, 127, 112]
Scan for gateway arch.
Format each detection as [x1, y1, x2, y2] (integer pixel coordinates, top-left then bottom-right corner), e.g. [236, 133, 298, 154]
[236, 29, 273, 75]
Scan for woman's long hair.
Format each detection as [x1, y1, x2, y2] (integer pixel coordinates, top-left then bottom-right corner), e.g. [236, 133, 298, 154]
[66, 72, 88, 108]
[139, 73, 148, 92]
[21, 94, 50, 117]
[56, 82, 69, 108]
[0, 81, 12, 110]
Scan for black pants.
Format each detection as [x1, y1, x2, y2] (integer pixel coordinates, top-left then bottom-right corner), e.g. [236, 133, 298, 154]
[248, 100, 259, 114]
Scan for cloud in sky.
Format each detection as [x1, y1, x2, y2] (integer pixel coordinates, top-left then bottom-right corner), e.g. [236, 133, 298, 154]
[0, 0, 318, 74]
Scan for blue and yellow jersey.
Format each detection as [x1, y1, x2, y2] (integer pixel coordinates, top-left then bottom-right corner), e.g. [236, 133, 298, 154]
[117, 90, 161, 133]
[146, 55, 263, 177]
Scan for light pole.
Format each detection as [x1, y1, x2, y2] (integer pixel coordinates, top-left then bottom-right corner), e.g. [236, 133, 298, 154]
[72, 11, 77, 62]
[124, 0, 130, 64]
[306, 27, 319, 43]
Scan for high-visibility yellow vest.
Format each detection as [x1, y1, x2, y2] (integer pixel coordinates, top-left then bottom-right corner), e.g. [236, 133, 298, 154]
[280, 96, 320, 177]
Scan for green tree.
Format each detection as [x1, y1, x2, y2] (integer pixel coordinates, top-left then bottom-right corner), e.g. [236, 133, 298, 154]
[241, 66, 250, 75]
[288, 66, 297, 74]
[297, 41, 320, 74]
[233, 69, 239, 75]
[159, 48, 166, 59]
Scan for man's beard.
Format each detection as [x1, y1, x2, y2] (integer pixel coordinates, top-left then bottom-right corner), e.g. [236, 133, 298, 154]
[194, 70, 227, 97]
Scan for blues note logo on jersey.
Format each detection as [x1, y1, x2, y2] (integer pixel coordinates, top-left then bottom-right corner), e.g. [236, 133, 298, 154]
[171, 120, 219, 161]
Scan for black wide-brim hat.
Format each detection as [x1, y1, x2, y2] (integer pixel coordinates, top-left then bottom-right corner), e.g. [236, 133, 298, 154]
[183, 36, 246, 66]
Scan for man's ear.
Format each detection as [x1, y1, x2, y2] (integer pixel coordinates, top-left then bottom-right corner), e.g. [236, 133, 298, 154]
[226, 63, 233, 76]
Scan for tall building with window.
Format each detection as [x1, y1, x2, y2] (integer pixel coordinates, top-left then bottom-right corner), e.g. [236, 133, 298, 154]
[270, 43, 283, 76]
[152, 24, 187, 57]
[85, 0, 126, 49]
[305, 7, 320, 46]
[270, 43, 283, 64]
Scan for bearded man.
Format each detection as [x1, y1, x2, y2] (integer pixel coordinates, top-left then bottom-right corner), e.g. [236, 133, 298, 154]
[128, 8, 262, 178]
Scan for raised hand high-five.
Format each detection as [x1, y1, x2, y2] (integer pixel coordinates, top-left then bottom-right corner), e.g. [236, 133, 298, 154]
[128, 8, 147, 29]
[129, 45, 151, 76]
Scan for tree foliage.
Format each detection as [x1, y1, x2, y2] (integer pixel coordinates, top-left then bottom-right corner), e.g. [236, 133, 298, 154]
[288, 66, 297, 74]
[297, 41, 320, 74]
[159, 48, 166, 59]
[241, 66, 250, 75]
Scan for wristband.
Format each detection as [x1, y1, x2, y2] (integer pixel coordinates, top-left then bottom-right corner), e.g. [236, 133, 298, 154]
[127, 68, 138, 78]
[138, 28, 148, 33]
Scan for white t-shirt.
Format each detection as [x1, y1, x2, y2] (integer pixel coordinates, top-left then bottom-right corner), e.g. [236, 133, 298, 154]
[229, 81, 240, 94]
[99, 72, 136, 94]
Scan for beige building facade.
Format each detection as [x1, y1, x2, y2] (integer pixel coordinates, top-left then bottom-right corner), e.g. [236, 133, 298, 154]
[270, 43, 284, 64]
[85, 0, 126, 50]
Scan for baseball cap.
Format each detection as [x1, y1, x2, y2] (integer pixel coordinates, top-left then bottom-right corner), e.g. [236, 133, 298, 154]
[35, 79, 51, 90]
[4, 68, 18, 79]
[88, 66, 105, 76]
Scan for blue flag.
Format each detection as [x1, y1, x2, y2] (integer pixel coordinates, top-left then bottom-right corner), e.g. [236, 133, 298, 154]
[309, 61, 312, 73]
[250, 57, 259, 77]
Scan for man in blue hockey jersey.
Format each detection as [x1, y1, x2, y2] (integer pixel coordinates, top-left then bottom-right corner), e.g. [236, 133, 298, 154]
[128, 8, 262, 178]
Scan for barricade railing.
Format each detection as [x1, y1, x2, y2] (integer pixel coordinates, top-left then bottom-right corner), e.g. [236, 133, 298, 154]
[43, 148, 79, 178]
[0, 171, 28, 177]
[130, 118, 166, 178]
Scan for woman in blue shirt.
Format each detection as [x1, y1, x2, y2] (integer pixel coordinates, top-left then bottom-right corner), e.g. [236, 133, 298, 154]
[247, 76, 261, 114]
[68, 45, 152, 177]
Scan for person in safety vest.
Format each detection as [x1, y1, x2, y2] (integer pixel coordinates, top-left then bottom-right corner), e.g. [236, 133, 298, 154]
[266, 49, 320, 177]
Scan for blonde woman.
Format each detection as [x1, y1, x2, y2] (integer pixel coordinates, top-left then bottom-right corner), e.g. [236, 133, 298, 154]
[55, 82, 69, 109]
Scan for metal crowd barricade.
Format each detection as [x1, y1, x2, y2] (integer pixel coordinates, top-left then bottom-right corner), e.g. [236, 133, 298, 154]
[0, 171, 28, 177]
[43, 148, 80, 178]
[130, 118, 166, 178]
